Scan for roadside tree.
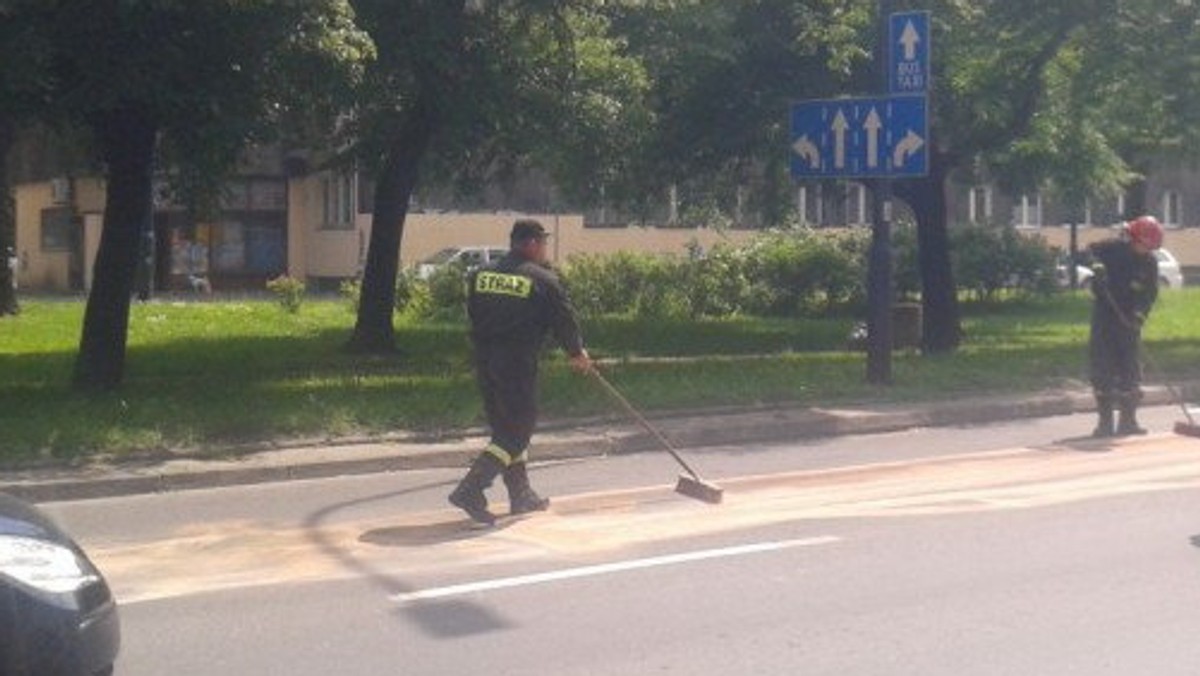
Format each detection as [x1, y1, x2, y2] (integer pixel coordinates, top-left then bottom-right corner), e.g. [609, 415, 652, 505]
[346, 0, 650, 353]
[0, 1, 56, 317]
[49, 0, 370, 389]
[607, 0, 870, 226]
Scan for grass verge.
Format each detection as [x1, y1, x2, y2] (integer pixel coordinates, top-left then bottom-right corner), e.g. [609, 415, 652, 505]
[1, 291, 1198, 464]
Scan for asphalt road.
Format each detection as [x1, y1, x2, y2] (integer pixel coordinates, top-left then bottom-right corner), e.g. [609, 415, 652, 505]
[42, 406, 1200, 675]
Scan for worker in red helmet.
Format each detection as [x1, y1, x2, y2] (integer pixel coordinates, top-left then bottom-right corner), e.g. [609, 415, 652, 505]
[1086, 215, 1163, 437]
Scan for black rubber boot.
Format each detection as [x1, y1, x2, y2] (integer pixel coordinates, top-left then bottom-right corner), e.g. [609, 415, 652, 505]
[1116, 399, 1147, 436]
[448, 454, 505, 526]
[504, 462, 550, 515]
[1092, 393, 1115, 438]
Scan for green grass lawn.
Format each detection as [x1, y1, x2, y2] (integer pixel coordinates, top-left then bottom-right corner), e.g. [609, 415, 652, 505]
[1, 290, 1198, 463]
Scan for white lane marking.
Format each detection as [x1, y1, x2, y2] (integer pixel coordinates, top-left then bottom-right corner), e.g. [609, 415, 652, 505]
[390, 535, 840, 604]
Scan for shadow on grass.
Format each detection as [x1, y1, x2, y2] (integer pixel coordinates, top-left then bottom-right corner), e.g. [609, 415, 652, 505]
[3, 326, 473, 387]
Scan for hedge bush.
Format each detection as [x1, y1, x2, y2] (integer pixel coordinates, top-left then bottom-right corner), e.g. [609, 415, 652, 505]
[891, 224, 1058, 301]
[367, 224, 1059, 321]
[563, 228, 871, 319]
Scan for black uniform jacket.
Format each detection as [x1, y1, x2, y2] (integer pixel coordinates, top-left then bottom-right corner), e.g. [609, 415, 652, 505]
[1089, 239, 1158, 326]
[467, 253, 585, 356]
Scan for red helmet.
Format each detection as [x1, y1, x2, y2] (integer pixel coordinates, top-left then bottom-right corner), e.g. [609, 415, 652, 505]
[1126, 215, 1164, 250]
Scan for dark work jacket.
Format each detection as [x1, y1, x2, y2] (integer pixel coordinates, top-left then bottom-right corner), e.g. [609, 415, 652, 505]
[1089, 239, 1158, 328]
[467, 253, 585, 357]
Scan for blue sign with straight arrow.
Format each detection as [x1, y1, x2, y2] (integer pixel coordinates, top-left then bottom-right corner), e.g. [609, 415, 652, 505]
[889, 11, 930, 95]
[789, 95, 927, 179]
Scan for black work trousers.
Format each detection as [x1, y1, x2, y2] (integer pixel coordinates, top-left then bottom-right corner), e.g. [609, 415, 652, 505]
[1089, 312, 1141, 400]
[474, 343, 539, 462]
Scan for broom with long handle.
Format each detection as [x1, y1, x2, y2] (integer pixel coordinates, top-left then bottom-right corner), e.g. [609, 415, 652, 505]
[590, 370, 724, 504]
[1098, 280, 1200, 437]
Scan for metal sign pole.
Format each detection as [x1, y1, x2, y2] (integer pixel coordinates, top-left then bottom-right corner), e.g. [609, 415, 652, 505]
[866, 0, 894, 385]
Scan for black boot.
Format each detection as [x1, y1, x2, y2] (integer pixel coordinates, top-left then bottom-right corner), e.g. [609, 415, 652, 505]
[1092, 393, 1115, 438]
[504, 462, 550, 515]
[1116, 397, 1147, 436]
[449, 454, 505, 526]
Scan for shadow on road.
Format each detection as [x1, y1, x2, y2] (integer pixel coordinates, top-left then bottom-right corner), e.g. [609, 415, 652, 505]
[1034, 435, 1117, 453]
[303, 478, 515, 639]
[361, 518, 516, 547]
[1190, 534, 1200, 550]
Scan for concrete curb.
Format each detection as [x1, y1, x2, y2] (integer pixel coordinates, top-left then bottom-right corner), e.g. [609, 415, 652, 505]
[0, 384, 1190, 503]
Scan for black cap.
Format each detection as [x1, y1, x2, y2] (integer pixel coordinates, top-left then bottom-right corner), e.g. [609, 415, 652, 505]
[510, 219, 549, 245]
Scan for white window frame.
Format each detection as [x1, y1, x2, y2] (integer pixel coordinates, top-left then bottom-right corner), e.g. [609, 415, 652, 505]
[1162, 190, 1182, 227]
[321, 172, 356, 231]
[1015, 193, 1042, 228]
[968, 186, 993, 224]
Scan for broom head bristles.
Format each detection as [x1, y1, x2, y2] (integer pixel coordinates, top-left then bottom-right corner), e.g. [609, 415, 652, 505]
[1174, 421, 1200, 438]
[675, 475, 724, 504]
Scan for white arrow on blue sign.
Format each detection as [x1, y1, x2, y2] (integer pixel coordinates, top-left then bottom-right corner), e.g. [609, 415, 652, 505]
[790, 95, 927, 179]
[890, 11, 930, 95]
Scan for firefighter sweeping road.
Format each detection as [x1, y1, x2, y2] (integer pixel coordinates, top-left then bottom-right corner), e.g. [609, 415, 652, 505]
[39, 407, 1200, 675]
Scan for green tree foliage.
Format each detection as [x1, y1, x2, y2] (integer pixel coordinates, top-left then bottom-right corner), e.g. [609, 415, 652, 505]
[346, 0, 651, 353]
[47, 0, 371, 389]
[609, 0, 870, 223]
[1048, 0, 1200, 213]
[0, 1, 57, 316]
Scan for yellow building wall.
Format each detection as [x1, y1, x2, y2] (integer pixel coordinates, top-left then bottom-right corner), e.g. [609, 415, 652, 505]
[14, 182, 68, 290]
[19, 172, 1200, 293]
[13, 178, 110, 292]
[287, 174, 367, 279]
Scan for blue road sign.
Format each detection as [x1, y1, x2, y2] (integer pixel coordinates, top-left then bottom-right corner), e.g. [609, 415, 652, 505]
[889, 11, 930, 95]
[790, 95, 927, 179]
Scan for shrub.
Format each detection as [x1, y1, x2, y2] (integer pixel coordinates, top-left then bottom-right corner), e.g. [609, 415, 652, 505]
[339, 278, 361, 313]
[564, 228, 870, 320]
[892, 224, 1058, 301]
[420, 263, 468, 321]
[951, 224, 1057, 300]
[266, 275, 305, 314]
[740, 228, 868, 317]
[678, 243, 752, 318]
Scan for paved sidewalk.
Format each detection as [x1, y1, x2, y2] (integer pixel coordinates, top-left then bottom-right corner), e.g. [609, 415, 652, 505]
[0, 384, 1190, 503]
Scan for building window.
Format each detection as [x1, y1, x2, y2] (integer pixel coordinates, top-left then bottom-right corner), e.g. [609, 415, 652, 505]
[1162, 190, 1181, 227]
[222, 178, 286, 212]
[1014, 193, 1042, 228]
[40, 207, 74, 252]
[322, 172, 355, 230]
[969, 186, 992, 224]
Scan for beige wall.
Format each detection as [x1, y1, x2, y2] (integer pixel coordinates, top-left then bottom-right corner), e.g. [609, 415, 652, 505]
[14, 178, 118, 291]
[285, 167, 762, 278]
[14, 182, 67, 290]
[1027, 225, 1200, 266]
[20, 171, 1200, 292]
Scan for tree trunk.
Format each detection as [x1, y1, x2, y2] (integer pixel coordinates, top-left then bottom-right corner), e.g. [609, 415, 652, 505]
[894, 148, 961, 354]
[0, 117, 18, 316]
[345, 103, 437, 353]
[73, 106, 157, 390]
